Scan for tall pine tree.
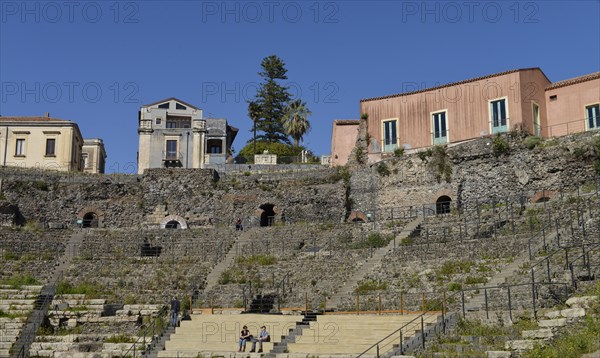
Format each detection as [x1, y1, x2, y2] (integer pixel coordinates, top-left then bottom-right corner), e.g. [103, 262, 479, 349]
[249, 55, 292, 144]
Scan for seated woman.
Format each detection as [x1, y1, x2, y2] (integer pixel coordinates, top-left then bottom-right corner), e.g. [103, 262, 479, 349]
[238, 325, 251, 352]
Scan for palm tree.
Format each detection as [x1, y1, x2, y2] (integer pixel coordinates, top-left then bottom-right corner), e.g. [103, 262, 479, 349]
[282, 99, 312, 147]
[248, 101, 262, 155]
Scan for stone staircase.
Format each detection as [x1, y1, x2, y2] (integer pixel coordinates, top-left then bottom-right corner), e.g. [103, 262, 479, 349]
[146, 229, 253, 357]
[9, 230, 83, 358]
[329, 217, 423, 309]
[0, 286, 42, 358]
[202, 229, 254, 297]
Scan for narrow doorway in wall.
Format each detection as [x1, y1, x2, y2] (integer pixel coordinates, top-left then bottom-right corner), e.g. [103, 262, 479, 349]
[82, 212, 98, 228]
[533, 103, 541, 136]
[165, 220, 181, 229]
[436, 196, 452, 215]
[259, 204, 275, 227]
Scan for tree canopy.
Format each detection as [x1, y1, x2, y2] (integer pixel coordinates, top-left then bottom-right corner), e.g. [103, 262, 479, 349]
[250, 55, 292, 144]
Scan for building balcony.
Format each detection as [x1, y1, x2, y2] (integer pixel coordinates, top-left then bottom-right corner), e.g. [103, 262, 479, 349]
[163, 151, 183, 168]
[205, 153, 226, 165]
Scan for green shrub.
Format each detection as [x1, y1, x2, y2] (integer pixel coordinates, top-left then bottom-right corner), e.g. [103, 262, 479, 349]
[492, 135, 510, 157]
[355, 147, 367, 164]
[439, 260, 474, 276]
[393, 147, 405, 157]
[33, 180, 48, 191]
[464, 275, 487, 285]
[448, 282, 462, 291]
[376, 162, 390, 176]
[363, 233, 391, 248]
[523, 136, 541, 150]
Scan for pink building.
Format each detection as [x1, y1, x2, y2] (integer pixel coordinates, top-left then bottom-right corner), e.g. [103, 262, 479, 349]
[330, 120, 360, 166]
[330, 68, 600, 165]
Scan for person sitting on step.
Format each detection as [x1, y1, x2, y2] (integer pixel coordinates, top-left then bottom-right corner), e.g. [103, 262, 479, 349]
[249, 325, 270, 353]
[238, 325, 251, 352]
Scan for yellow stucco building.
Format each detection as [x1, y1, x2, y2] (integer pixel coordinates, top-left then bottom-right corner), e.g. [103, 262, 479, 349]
[0, 115, 86, 172]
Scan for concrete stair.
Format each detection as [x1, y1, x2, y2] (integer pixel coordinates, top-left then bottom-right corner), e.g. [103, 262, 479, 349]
[329, 217, 423, 309]
[286, 313, 441, 356]
[158, 313, 301, 357]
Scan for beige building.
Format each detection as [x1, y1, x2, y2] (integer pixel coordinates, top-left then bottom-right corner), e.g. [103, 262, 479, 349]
[0, 115, 85, 172]
[137, 98, 237, 174]
[82, 139, 107, 174]
[330, 68, 600, 165]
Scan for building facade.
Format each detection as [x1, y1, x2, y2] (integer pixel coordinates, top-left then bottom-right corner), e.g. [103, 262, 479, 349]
[0, 115, 85, 172]
[332, 68, 599, 164]
[137, 98, 237, 174]
[82, 139, 107, 174]
[330, 120, 360, 166]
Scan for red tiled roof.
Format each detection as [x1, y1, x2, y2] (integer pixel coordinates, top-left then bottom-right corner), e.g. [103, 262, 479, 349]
[546, 72, 600, 91]
[360, 68, 546, 103]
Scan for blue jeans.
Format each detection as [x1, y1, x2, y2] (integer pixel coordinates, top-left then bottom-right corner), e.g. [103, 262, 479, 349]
[239, 338, 247, 349]
[170, 311, 178, 326]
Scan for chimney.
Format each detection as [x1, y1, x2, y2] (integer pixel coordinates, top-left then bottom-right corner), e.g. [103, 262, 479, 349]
[44, 112, 50, 117]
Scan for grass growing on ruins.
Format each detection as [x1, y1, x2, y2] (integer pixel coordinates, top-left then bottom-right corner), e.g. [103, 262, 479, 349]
[0, 273, 39, 288]
[438, 260, 474, 276]
[105, 334, 137, 343]
[56, 280, 107, 298]
[0, 309, 25, 319]
[355, 279, 388, 293]
[525, 283, 600, 358]
[352, 232, 391, 249]
[236, 254, 277, 266]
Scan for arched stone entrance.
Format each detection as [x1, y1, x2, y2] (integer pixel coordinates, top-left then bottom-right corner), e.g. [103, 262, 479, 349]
[77, 207, 104, 228]
[436, 195, 452, 215]
[259, 204, 276, 227]
[347, 211, 367, 223]
[160, 215, 188, 229]
[531, 191, 553, 204]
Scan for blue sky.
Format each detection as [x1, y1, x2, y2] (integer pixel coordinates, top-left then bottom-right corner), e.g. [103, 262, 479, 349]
[1, 0, 599, 173]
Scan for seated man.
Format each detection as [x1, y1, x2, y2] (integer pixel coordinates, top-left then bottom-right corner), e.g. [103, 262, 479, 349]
[249, 325, 270, 353]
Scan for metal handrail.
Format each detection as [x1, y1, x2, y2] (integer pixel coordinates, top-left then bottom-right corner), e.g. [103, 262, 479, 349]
[121, 304, 169, 357]
[355, 281, 571, 358]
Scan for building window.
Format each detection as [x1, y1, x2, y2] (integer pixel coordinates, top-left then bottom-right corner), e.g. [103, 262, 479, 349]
[207, 139, 222, 154]
[490, 98, 508, 134]
[45, 138, 56, 156]
[549, 95, 557, 101]
[432, 111, 448, 145]
[82, 153, 89, 168]
[587, 104, 600, 130]
[166, 140, 178, 160]
[158, 103, 169, 109]
[156, 118, 162, 125]
[15, 139, 25, 156]
[382, 119, 398, 152]
[176, 103, 187, 110]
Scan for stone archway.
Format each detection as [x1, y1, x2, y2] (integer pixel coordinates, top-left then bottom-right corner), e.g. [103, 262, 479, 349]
[347, 211, 368, 223]
[77, 207, 104, 228]
[259, 204, 276, 227]
[531, 191, 554, 204]
[160, 215, 188, 229]
[436, 196, 452, 215]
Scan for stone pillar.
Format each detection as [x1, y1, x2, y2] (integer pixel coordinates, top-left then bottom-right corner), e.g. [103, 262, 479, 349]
[137, 119, 153, 174]
[192, 119, 207, 169]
